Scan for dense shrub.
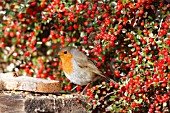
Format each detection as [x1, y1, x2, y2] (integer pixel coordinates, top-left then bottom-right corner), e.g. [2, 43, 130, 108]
[0, 0, 169, 112]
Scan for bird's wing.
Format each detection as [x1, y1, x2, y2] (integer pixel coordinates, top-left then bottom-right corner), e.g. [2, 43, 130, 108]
[72, 48, 114, 82]
[74, 57, 113, 81]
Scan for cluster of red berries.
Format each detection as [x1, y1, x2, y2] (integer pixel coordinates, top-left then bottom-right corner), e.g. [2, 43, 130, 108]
[0, 0, 169, 112]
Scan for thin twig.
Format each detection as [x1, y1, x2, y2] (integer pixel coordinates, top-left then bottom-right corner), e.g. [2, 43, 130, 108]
[100, 91, 115, 101]
[157, 18, 163, 37]
[6, 45, 16, 58]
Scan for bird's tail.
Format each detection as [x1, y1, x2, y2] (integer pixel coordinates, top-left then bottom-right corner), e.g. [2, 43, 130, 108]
[98, 73, 115, 83]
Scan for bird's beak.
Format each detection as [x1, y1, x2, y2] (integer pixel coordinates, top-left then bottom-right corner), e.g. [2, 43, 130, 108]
[57, 51, 63, 56]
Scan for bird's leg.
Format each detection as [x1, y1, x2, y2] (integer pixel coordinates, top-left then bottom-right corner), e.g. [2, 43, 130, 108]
[81, 83, 91, 95]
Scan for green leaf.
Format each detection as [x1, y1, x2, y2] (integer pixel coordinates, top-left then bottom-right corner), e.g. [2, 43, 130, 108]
[97, 89, 101, 94]
[122, 0, 126, 5]
[115, 24, 118, 30]
[138, 98, 143, 104]
[128, 44, 133, 47]
[131, 94, 135, 99]
[137, 28, 142, 35]
[131, 48, 135, 52]
[12, 38, 17, 44]
[112, 104, 122, 112]
[136, 40, 141, 45]
[148, 16, 153, 20]
[148, 61, 153, 65]
[56, 4, 58, 9]
[47, 49, 53, 55]
[109, 95, 117, 101]
[106, 105, 114, 111]
[95, 94, 99, 99]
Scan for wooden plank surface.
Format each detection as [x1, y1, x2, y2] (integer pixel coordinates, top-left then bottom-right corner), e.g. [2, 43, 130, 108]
[0, 94, 25, 113]
[0, 72, 61, 93]
[0, 93, 89, 113]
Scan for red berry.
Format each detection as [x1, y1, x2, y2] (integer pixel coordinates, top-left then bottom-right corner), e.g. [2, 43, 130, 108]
[73, 24, 78, 29]
[66, 38, 72, 43]
[76, 86, 82, 91]
[118, 24, 123, 30]
[17, 13, 24, 19]
[109, 82, 114, 87]
[10, 32, 15, 37]
[92, 101, 97, 105]
[83, 36, 88, 41]
[24, 51, 30, 56]
[42, 38, 48, 43]
[128, 33, 134, 40]
[140, 21, 144, 26]
[115, 83, 119, 89]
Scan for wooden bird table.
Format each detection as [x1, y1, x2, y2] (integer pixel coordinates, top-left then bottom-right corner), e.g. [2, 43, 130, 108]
[0, 72, 89, 113]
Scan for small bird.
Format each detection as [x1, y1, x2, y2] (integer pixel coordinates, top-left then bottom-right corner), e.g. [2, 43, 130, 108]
[57, 47, 113, 87]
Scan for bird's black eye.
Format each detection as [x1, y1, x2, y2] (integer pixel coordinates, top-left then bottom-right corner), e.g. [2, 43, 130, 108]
[64, 51, 67, 54]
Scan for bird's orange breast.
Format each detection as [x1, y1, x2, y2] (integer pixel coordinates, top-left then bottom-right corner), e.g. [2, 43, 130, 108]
[60, 56, 73, 74]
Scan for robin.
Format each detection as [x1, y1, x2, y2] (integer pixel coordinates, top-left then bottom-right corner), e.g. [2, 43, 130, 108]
[57, 47, 113, 89]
